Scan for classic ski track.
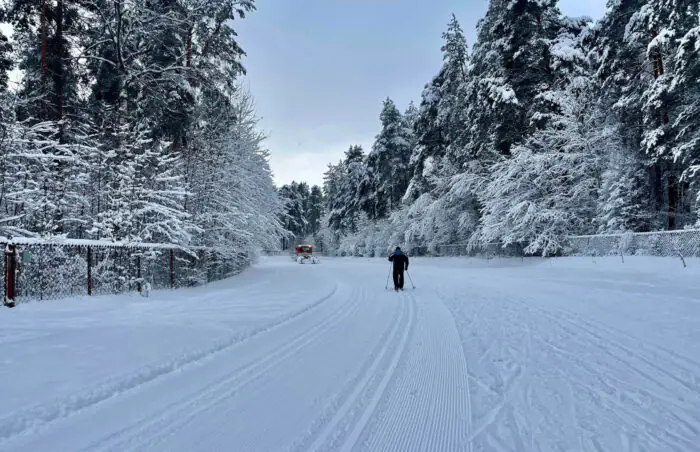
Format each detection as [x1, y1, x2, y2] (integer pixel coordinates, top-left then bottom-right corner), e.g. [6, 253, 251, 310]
[285, 290, 403, 452]
[337, 292, 415, 452]
[358, 289, 474, 452]
[302, 292, 414, 452]
[82, 285, 364, 452]
[0, 282, 343, 445]
[353, 295, 420, 452]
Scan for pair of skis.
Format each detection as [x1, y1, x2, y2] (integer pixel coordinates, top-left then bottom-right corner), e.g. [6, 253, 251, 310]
[384, 265, 416, 290]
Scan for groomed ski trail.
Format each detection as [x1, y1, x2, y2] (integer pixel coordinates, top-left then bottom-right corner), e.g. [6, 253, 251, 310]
[1, 256, 699, 452]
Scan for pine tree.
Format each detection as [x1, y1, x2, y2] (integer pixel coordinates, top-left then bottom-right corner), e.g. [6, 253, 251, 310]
[308, 185, 324, 236]
[458, 0, 561, 163]
[5, 0, 95, 237]
[366, 98, 411, 218]
[598, 139, 651, 232]
[586, 0, 694, 229]
[279, 183, 307, 238]
[673, 20, 700, 222]
[440, 0, 563, 246]
[406, 15, 469, 202]
[325, 145, 367, 233]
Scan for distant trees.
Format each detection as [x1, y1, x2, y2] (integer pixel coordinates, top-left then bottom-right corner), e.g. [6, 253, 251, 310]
[279, 181, 325, 240]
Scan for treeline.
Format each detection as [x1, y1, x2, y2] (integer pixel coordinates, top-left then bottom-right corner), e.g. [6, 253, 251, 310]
[0, 0, 285, 255]
[278, 181, 324, 242]
[319, 0, 700, 256]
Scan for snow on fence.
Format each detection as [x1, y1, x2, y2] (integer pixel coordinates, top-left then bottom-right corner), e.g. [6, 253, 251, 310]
[565, 229, 700, 262]
[435, 229, 700, 263]
[436, 242, 526, 258]
[1, 238, 250, 307]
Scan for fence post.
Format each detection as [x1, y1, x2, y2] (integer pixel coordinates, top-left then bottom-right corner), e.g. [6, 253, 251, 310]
[4, 244, 16, 308]
[136, 254, 142, 293]
[677, 251, 687, 268]
[169, 249, 174, 289]
[87, 246, 93, 296]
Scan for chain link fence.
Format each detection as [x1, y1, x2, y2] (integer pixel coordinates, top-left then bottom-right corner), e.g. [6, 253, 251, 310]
[436, 242, 526, 258]
[2, 239, 250, 305]
[565, 229, 700, 259]
[431, 229, 700, 261]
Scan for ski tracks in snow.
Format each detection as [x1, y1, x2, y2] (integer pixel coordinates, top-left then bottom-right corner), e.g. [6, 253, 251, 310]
[0, 281, 344, 447]
[82, 285, 363, 452]
[295, 286, 477, 452]
[436, 276, 700, 452]
[0, 281, 352, 452]
[3, 257, 700, 452]
[355, 290, 474, 452]
[295, 291, 416, 452]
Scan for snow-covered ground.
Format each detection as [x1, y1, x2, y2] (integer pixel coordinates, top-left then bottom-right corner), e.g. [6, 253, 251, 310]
[1, 255, 699, 452]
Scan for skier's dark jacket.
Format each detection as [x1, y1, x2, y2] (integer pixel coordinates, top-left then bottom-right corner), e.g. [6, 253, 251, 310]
[389, 251, 409, 272]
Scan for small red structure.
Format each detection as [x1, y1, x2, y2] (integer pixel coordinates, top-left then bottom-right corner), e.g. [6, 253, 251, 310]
[295, 244, 319, 264]
[295, 244, 312, 256]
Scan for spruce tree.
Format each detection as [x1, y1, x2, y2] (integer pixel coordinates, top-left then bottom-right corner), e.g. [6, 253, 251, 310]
[367, 98, 411, 217]
[407, 15, 469, 202]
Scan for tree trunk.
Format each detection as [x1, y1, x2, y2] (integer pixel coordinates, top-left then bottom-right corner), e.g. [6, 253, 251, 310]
[41, 0, 48, 77]
[56, 0, 64, 125]
[667, 170, 678, 230]
[186, 26, 193, 67]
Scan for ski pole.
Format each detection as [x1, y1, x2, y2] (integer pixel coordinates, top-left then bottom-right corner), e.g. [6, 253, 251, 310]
[406, 270, 416, 289]
[385, 263, 392, 290]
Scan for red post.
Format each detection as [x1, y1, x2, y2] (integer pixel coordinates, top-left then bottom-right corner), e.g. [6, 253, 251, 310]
[4, 244, 17, 308]
[169, 249, 175, 289]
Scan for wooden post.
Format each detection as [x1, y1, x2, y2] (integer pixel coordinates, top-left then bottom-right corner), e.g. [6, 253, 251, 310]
[87, 247, 93, 296]
[169, 249, 175, 289]
[136, 254, 142, 293]
[4, 244, 16, 307]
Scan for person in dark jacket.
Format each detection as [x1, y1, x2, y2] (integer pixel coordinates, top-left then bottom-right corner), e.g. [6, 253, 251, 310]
[388, 247, 409, 291]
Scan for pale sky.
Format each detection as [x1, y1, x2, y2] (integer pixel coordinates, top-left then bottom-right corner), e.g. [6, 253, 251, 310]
[235, 0, 608, 187]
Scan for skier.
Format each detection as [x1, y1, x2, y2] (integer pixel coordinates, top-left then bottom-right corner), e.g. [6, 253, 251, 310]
[388, 247, 409, 291]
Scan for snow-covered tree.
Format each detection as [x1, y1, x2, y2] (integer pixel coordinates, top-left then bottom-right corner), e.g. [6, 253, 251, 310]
[0, 0, 284, 264]
[184, 87, 284, 253]
[307, 185, 324, 236]
[597, 138, 652, 233]
[365, 98, 412, 217]
[325, 145, 367, 233]
[457, 0, 562, 163]
[479, 76, 606, 255]
[279, 182, 309, 238]
[406, 15, 469, 202]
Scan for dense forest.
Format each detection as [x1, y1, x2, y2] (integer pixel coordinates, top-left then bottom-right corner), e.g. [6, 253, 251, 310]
[0, 0, 285, 257]
[286, 0, 700, 257]
[5, 0, 695, 260]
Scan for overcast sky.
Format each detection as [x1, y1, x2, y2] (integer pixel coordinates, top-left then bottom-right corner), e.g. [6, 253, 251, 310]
[235, 0, 608, 187]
